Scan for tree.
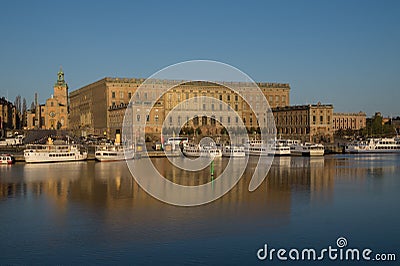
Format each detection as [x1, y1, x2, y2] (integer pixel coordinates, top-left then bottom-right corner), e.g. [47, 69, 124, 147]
[22, 98, 27, 127]
[14, 95, 21, 114]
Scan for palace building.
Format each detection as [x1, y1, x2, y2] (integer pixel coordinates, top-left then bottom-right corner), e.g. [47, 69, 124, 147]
[69, 78, 290, 140]
[27, 68, 69, 130]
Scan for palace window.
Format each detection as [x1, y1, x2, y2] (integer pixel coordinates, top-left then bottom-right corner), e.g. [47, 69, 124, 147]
[120, 92, 124, 99]
[112, 92, 116, 99]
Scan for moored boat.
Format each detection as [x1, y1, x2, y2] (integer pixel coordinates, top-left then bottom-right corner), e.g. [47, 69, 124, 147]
[268, 139, 297, 156]
[345, 138, 400, 153]
[24, 144, 88, 163]
[95, 144, 134, 162]
[244, 140, 269, 156]
[222, 145, 246, 157]
[182, 142, 200, 157]
[290, 142, 324, 156]
[200, 144, 222, 158]
[1, 154, 15, 164]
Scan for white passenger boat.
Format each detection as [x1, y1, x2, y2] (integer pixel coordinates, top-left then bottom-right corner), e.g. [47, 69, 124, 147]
[24, 144, 88, 163]
[244, 140, 269, 156]
[182, 142, 200, 157]
[95, 145, 134, 162]
[222, 145, 246, 157]
[200, 145, 222, 158]
[268, 139, 297, 156]
[290, 142, 324, 156]
[345, 138, 400, 153]
[1, 154, 15, 164]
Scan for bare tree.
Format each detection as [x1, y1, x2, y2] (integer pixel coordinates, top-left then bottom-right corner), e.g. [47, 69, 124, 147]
[14, 95, 21, 114]
[22, 98, 27, 127]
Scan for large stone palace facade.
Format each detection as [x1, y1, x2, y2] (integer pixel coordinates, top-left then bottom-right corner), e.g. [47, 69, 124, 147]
[69, 78, 291, 140]
[27, 68, 69, 130]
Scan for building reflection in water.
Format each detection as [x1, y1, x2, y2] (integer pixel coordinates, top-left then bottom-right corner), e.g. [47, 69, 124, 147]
[1, 155, 397, 220]
[1, 154, 398, 247]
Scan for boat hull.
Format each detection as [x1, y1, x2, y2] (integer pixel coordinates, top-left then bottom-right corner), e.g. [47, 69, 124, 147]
[346, 149, 400, 154]
[222, 152, 246, 157]
[24, 153, 87, 163]
[95, 150, 134, 162]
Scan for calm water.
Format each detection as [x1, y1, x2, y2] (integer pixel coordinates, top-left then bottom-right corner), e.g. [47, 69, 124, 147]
[0, 155, 399, 265]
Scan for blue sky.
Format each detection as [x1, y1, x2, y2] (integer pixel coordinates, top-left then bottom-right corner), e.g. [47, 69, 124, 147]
[0, 0, 399, 116]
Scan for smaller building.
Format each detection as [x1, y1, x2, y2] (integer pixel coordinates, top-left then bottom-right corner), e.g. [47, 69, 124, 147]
[333, 112, 366, 132]
[272, 103, 334, 143]
[0, 97, 19, 136]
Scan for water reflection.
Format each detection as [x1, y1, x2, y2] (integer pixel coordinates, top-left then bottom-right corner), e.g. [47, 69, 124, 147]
[1, 155, 397, 207]
[1, 154, 399, 265]
[0, 157, 328, 215]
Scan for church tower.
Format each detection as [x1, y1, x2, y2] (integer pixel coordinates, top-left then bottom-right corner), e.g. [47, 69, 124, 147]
[53, 67, 68, 107]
